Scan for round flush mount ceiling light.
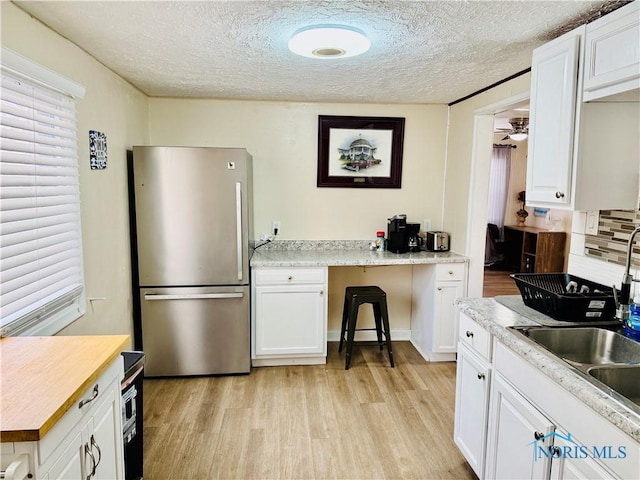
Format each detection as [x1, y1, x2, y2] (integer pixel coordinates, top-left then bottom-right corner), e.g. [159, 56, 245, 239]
[288, 25, 371, 59]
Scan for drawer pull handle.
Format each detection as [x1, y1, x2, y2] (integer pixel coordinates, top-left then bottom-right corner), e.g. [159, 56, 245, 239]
[465, 331, 474, 338]
[477, 373, 485, 380]
[79, 384, 99, 409]
[534, 431, 544, 441]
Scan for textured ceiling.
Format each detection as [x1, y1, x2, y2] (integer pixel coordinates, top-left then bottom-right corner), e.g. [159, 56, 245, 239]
[13, 0, 624, 104]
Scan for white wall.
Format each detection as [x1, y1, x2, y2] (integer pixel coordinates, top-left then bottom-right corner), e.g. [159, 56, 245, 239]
[443, 76, 531, 297]
[2, 3, 149, 340]
[148, 99, 448, 240]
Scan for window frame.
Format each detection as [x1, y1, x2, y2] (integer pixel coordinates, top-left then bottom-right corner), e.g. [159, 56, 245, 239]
[1, 47, 86, 336]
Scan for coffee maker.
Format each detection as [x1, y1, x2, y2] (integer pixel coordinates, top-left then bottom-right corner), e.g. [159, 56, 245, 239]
[406, 223, 423, 252]
[387, 214, 408, 253]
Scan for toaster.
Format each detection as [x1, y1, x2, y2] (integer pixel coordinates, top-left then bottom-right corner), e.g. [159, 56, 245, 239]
[425, 231, 450, 252]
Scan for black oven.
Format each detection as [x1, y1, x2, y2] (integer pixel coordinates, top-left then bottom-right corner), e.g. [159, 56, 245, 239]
[121, 351, 145, 480]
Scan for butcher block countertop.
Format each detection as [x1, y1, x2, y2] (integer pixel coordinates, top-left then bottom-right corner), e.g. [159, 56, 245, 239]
[1, 335, 129, 442]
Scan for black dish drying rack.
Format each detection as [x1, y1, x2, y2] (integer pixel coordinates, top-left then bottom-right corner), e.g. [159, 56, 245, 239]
[511, 273, 619, 322]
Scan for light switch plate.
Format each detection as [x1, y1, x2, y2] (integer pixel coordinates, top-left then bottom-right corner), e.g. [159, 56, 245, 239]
[585, 210, 599, 235]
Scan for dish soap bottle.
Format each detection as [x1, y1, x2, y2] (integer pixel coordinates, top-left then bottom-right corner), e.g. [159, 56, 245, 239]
[626, 295, 640, 340]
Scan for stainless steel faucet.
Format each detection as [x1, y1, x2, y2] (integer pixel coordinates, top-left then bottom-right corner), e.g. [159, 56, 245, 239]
[616, 224, 640, 321]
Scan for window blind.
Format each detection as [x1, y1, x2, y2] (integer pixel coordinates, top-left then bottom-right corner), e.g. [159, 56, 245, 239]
[0, 70, 84, 336]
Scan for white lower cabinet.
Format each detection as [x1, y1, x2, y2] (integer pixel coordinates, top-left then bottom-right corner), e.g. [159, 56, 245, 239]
[485, 373, 555, 480]
[454, 343, 490, 477]
[454, 311, 639, 480]
[252, 267, 328, 366]
[3, 358, 124, 480]
[549, 431, 615, 480]
[411, 263, 467, 361]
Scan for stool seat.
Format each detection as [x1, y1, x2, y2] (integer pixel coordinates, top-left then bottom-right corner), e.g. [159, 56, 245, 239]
[339, 286, 394, 370]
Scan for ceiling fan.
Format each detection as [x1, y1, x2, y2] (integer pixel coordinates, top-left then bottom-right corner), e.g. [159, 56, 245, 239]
[496, 117, 529, 141]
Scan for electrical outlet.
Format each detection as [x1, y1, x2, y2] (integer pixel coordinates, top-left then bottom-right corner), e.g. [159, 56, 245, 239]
[423, 219, 432, 232]
[585, 211, 599, 235]
[272, 221, 281, 235]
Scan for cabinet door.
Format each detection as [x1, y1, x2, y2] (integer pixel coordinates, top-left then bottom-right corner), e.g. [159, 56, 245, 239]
[583, 1, 640, 101]
[433, 281, 463, 353]
[485, 374, 555, 480]
[550, 443, 613, 480]
[46, 430, 84, 480]
[454, 344, 490, 478]
[254, 284, 326, 356]
[527, 28, 582, 207]
[90, 385, 124, 480]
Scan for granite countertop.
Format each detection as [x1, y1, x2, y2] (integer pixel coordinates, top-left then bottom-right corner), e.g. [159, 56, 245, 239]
[456, 296, 640, 442]
[250, 240, 468, 267]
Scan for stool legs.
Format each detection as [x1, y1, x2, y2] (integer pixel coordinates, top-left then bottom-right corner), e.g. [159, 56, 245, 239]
[345, 301, 360, 370]
[339, 287, 394, 370]
[378, 299, 394, 368]
[338, 292, 350, 353]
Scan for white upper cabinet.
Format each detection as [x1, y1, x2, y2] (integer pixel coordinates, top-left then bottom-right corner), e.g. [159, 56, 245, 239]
[526, 4, 640, 212]
[583, 1, 640, 102]
[526, 27, 582, 208]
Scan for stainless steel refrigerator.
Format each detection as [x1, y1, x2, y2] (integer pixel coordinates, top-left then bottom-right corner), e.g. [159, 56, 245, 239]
[130, 146, 253, 376]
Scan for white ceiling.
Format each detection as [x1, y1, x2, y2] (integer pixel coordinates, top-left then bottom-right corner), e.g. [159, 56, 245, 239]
[14, 0, 623, 104]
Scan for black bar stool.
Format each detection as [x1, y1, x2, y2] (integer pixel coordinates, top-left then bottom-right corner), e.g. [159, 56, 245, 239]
[339, 286, 394, 370]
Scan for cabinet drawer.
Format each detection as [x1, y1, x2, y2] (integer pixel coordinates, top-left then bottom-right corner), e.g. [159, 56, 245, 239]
[37, 358, 122, 468]
[458, 313, 491, 361]
[254, 267, 326, 285]
[436, 263, 465, 282]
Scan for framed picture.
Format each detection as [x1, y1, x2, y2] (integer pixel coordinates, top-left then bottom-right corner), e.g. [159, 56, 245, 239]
[317, 115, 405, 188]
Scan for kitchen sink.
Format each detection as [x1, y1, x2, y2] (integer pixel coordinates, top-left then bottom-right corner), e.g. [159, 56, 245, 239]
[589, 365, 640, 407]
[509, 326, 640, 414]
[519, 327, 640, 365]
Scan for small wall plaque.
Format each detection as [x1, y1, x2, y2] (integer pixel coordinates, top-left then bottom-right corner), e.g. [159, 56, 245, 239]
[89, 130, 107, 169]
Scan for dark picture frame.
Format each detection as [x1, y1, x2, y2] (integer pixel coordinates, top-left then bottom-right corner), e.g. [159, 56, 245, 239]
[317, 115, 405, 188]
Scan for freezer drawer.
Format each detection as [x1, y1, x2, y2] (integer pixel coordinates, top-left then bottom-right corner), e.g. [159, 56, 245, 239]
[140, 286, 250, 376]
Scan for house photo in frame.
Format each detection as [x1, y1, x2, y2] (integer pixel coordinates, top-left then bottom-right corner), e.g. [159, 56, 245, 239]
[317, 115, 405, 188]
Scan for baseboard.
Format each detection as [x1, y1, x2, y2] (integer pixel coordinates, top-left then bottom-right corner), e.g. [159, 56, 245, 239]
[252, 356, 326, 367]
[327, 329, 411, 342]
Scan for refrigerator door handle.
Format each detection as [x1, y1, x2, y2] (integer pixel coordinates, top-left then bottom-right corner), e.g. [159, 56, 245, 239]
[144, 293, 244, 301]
[235, 181, 243, 281]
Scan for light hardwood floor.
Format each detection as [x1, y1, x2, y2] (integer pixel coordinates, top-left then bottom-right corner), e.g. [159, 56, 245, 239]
[483, 269, 520, 298]
[143, 342, 477, 480]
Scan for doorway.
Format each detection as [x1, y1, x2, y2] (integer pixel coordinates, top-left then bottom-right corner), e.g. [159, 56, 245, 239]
[465, 93, 529, 298]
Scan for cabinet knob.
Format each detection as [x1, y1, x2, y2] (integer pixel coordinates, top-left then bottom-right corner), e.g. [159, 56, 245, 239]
[287, 275, 293, 281]
[448, 270, 454, 275]
[437, 286, 442, 291]
[319, 290, 324, 295]
[555, 191, 565, 199]
[477, 373, 485, 380]
[549, 446, 561, 457]
[534, 431, 544, 441]
[465, 330, 474, 338]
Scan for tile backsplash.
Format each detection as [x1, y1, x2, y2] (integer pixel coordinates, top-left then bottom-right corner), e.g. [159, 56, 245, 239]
[585, 210, 640, 267]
